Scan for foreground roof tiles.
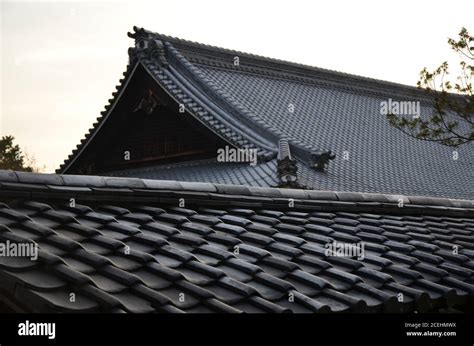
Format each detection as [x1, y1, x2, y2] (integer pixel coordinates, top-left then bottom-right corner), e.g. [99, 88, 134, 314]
[0, 170, 473, 313]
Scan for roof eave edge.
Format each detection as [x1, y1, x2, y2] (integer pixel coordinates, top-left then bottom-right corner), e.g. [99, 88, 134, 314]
[57, 62, 141, 174]
[1, 170, 473, 211]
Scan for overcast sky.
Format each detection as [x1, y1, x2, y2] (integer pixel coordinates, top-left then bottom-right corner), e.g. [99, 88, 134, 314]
[1, 0, 473, 172]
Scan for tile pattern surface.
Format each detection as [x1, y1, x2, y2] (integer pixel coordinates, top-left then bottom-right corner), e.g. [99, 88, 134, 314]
[1, 171, 473, 313]
[113, 28, 473, 200]
[58, 28, 474, 200]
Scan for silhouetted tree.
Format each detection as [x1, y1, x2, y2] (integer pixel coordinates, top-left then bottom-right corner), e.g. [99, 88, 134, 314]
[387, 27, 473, 147]
[0, 135, 34, 171]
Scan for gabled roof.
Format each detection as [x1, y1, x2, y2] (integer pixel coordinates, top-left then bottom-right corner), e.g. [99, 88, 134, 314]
[58, 26, 474, 200]
[0, 170, 473, 313]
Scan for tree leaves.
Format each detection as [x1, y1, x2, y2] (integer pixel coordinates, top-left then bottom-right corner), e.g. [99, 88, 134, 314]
[0, 136, 34, 171]
[388, 27, 474, 147]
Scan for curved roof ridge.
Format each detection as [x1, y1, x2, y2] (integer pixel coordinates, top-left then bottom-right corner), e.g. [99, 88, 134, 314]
[131, 26, 431, 98]
[161, 42, 280, 151]
[161, 40, 334, 160]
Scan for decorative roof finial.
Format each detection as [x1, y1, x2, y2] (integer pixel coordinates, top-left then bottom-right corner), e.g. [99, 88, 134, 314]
[127, 27, 169, 68]
[309, 150, 336, 172]
[149, 39, 169, 67]
[277, 139, 300, 188]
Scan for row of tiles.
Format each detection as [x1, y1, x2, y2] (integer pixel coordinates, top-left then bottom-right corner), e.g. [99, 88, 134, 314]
[0, 200, 473, 313]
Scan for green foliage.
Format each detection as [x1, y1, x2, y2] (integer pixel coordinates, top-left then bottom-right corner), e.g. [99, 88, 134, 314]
[0, 135, 34, 171]
[388, 27, 474, 147]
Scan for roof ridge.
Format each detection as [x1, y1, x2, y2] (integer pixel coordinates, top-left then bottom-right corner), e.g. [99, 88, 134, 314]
[158, 42, 280, 151]
[159, 40, 335, 164]
[1, 170, 473, 211]
[131, 26, 431, 97]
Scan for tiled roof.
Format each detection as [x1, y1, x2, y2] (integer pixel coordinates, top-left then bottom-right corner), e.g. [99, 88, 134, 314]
[1, 170, 473, 313]
[107, 159, 279, 187]
[58, 27, 474, 200]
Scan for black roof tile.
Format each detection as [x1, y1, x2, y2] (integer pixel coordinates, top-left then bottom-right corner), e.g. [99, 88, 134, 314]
[170, 233, 207, 247]
[233, 243, 270, 260]
[287, 269, 332, 291]
[205, 232, 241, 248]
[324, 255, 364, 271]
[247, 295, 290, 313]
[299, 232, 333, 246]
[214, 222, 246, 236]
[119, 213, 154, 225]
[89, 272, 128, 293]
[272, 233, 305, 247]
[200, 282, 244, 305]
[133, 206, 166, 216]
[441, 276, 474, 294]
[288, 291, 331, 313]
[195, 244, 234, 261]
[203, 298, 242, 313]
[218, 276, 258, 297]
[303, 225, 334, 238]
[188, 214, 222, 225]
[267, 242, 303, 259]
[185, 260, 225, 280]
[80, 240, 114, 256]
[61, 255, 95, 274]
[144, 261, 183, 282]
[411, 262, 449, 282]
[321, 289, 368, 312]
[111, 291, 155, 313]
[79, 283, 122, 310]
[219, 214, 251, 227]
[307, 217, 335, 228]
[52, 262, 92, 285]
[238, 231, 274, 247]
[99, 265, 143, 287]
[107, 255, 143, 271]
[259, 256, 300, 273]
[215, 263, 253, 283]
[226, 257, 262, 276]
[155, 212, 190, 225]
[274, 223, 305, 235]
[24, 288, 100, 312]
[383, 240, 416, 253]
[249, 214, 280, 226]
[181, 222, 213, 236]
[177, 267, 215, 286]
[384, 265, 423, 285]
[156, 245, 196, 263]
[130, 283, 172, 308]
[245, 279, 287, 301]
[383, 282, 431, 310]
[409, 250, 444, 265]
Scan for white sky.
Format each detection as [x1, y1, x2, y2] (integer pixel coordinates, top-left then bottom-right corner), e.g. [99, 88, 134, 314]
[1, 0, 473, 172]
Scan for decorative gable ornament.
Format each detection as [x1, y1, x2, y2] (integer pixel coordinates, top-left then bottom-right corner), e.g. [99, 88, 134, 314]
[310, 150, 336, 172]
[133, 89, 160, 115]
[277, 139, 300, 188]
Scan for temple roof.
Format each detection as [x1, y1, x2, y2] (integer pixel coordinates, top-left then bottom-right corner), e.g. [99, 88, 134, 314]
[57, 27, 473, 200]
